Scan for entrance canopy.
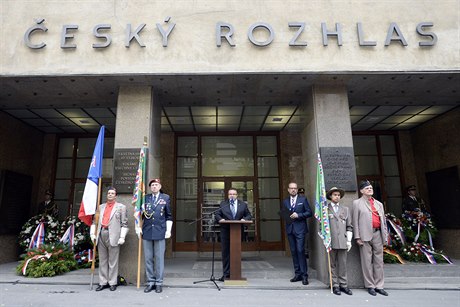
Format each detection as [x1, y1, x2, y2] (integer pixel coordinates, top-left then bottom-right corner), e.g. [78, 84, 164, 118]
[0, 73, 458, 134]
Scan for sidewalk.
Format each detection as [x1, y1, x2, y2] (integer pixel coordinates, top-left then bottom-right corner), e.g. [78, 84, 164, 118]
[1, 254, 459, 291]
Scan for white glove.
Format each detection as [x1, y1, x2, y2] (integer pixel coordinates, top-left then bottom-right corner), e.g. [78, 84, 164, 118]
[118, 227, 129, 245]
[90, 224, 96, 243]
[346, 231, 353, 252]
[165, 220, 173, 239]
[135, 225, 142, 239]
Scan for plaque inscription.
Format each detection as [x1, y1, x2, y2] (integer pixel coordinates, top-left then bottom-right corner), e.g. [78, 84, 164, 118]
[113, 148, 140, 194]
[320, 147, 357, 191]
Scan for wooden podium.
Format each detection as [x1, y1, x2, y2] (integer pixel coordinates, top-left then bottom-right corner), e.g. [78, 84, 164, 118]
[220, 220, 253, 285]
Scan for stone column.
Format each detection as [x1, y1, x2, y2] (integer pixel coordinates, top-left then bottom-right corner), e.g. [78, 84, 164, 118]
[301, 84, 363, 287]
[114, 85, 161, 285]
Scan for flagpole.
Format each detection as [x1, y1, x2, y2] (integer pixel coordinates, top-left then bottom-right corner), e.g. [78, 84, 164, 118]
[137, 219, 143, 289]
[90, 177, 103, 290]
[327, 250, 333, 293]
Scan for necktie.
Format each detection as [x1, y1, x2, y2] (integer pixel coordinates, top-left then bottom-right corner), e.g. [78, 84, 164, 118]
[291, 198, 295, 209]
[230, 199, 236, 218]
[153, 195, 157, 206]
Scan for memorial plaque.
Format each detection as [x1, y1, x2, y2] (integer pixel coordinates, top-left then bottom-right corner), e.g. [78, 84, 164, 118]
[113, 148, 140, 194]
[320, 147, 357, 191]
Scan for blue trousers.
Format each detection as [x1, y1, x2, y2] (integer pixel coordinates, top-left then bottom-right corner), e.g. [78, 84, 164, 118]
[287, 232, 308, 278]
[143, 239, 166, 285]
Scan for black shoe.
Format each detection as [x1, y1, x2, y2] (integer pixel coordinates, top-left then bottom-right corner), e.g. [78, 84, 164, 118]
[290, 276, 302, 282]
[109, 285, 117, 291]
[302, 277, 309, 285]
[368, 288, 377, 296]
[155, 285, 163, 293]
[144, 284, 155, 293]
[340, 286, 353, 295]
[375, 288, 388, 296]
[333, 287, 341, 295]
[218, 275, 230, 282]
[95, 284, 109, 291]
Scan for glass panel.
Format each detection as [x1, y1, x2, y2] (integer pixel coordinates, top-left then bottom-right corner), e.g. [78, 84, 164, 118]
[202, 136, 254, 176]
[175, 221, 197, 243]
[355, 156, 379, 175]
[177, 178, 198, 198]
[258, 157, 278, 177]
[102, 158, 113, 178]
[383, 156, 399, 176]
[385, 176, 402, 197]
[176, 199, 197, 221]
[177, 136, 198, 156]
[258, 178, 279, 198]
[56, 159, 72, 179]
[58, 138, 74, 158]
[353, 136, 377, 155]
[55, 200, 69, 220]
[386, 197, 402, 217]
[232, 181, 256, 242]
[260, 220, 281, 242]
[177, 157, 197, 177]
[257, 136, 277, 156]
[54, 180, 70, 199]
[259, 199, 281, 219]
[75, 158, 91, 178]
[103, 137, 115, 158]
[380, 135, 396, 155]
[77, 138, 97, 157]
[202, 182, 225, 242]
[71, 182, 85, 216]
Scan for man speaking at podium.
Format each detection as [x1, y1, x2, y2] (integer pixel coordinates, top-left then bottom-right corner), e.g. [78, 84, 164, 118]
[215, 188, 252, 282]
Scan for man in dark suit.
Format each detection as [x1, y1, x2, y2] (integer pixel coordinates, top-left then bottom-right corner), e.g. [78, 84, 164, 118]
[135, 178, 173, 294]
[283, 182, 312, 285]
[402, 185, 426, 212]
[215, 188, 252, 282]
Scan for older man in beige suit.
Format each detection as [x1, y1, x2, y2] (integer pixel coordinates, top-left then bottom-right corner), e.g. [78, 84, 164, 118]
[352, 180, 388, 297]
[90, 187, 129, 292]
[327, 187, 353, 296]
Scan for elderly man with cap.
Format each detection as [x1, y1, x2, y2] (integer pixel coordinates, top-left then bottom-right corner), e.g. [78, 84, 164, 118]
[90, 187, 129, 292]
[352, 180, 389, 297]
[136, 178, 173, 294]
[327, 187, 353, 296]
[402, 185, 426, 212]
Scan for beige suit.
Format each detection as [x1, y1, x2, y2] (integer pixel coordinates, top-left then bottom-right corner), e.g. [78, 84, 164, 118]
[328, 203, 352, 287]
[352, 196, 387, 289]
[93, 202, 128, 286]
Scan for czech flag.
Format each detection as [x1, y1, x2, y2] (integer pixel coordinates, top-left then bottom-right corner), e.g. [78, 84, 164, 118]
[29, 222, 45, 249]
[78, 126, 105, 226]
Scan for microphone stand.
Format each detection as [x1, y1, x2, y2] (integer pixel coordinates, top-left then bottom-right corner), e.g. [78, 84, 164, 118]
[189, 205, 228, 291]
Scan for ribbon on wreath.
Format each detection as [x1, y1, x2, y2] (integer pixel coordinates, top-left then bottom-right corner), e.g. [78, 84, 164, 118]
[387, 219, 407, 245]
[383, 247, 406, 264]
[418, 244, 453, 265]
[414, 221, 434, 248]
[59, 224, 75, 250]
[21, 249, 64, 275]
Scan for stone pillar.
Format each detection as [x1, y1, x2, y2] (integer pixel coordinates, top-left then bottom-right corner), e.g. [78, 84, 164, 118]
[301, 84, 363, 287]
[114, 85, 161, 285]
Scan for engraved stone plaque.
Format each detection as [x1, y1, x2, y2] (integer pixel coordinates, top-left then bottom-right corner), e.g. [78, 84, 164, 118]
[113, 148, 140, 194]
[320, 147, 357, 191]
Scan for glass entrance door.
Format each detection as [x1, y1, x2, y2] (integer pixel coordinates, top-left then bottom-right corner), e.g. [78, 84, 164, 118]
[200, 178, 257, 251]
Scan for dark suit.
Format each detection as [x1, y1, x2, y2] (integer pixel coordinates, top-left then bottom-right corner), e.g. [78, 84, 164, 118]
[402, 195, 423, 212]
[283, 195, 312, 279]
[215, 199, 252, 278]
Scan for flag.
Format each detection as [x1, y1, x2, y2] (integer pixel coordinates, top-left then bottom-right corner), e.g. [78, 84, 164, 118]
[133, 145, 147, 227]
[29, 222, 45, 249]
[59, 224, 75, 250]
[78, 126, 105, 226]
[315, 153, 331, 252]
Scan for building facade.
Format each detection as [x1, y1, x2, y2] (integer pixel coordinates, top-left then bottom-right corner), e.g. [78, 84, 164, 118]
[1, 0, 459, 286]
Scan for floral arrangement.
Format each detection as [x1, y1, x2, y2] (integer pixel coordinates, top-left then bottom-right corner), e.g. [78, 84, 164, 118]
[59, 216, 92, 252]
[16, 244, 78, 278]
[384, 212, 450, 264]
[74, 249, 97, 268]
[18, 214, 61, 251]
